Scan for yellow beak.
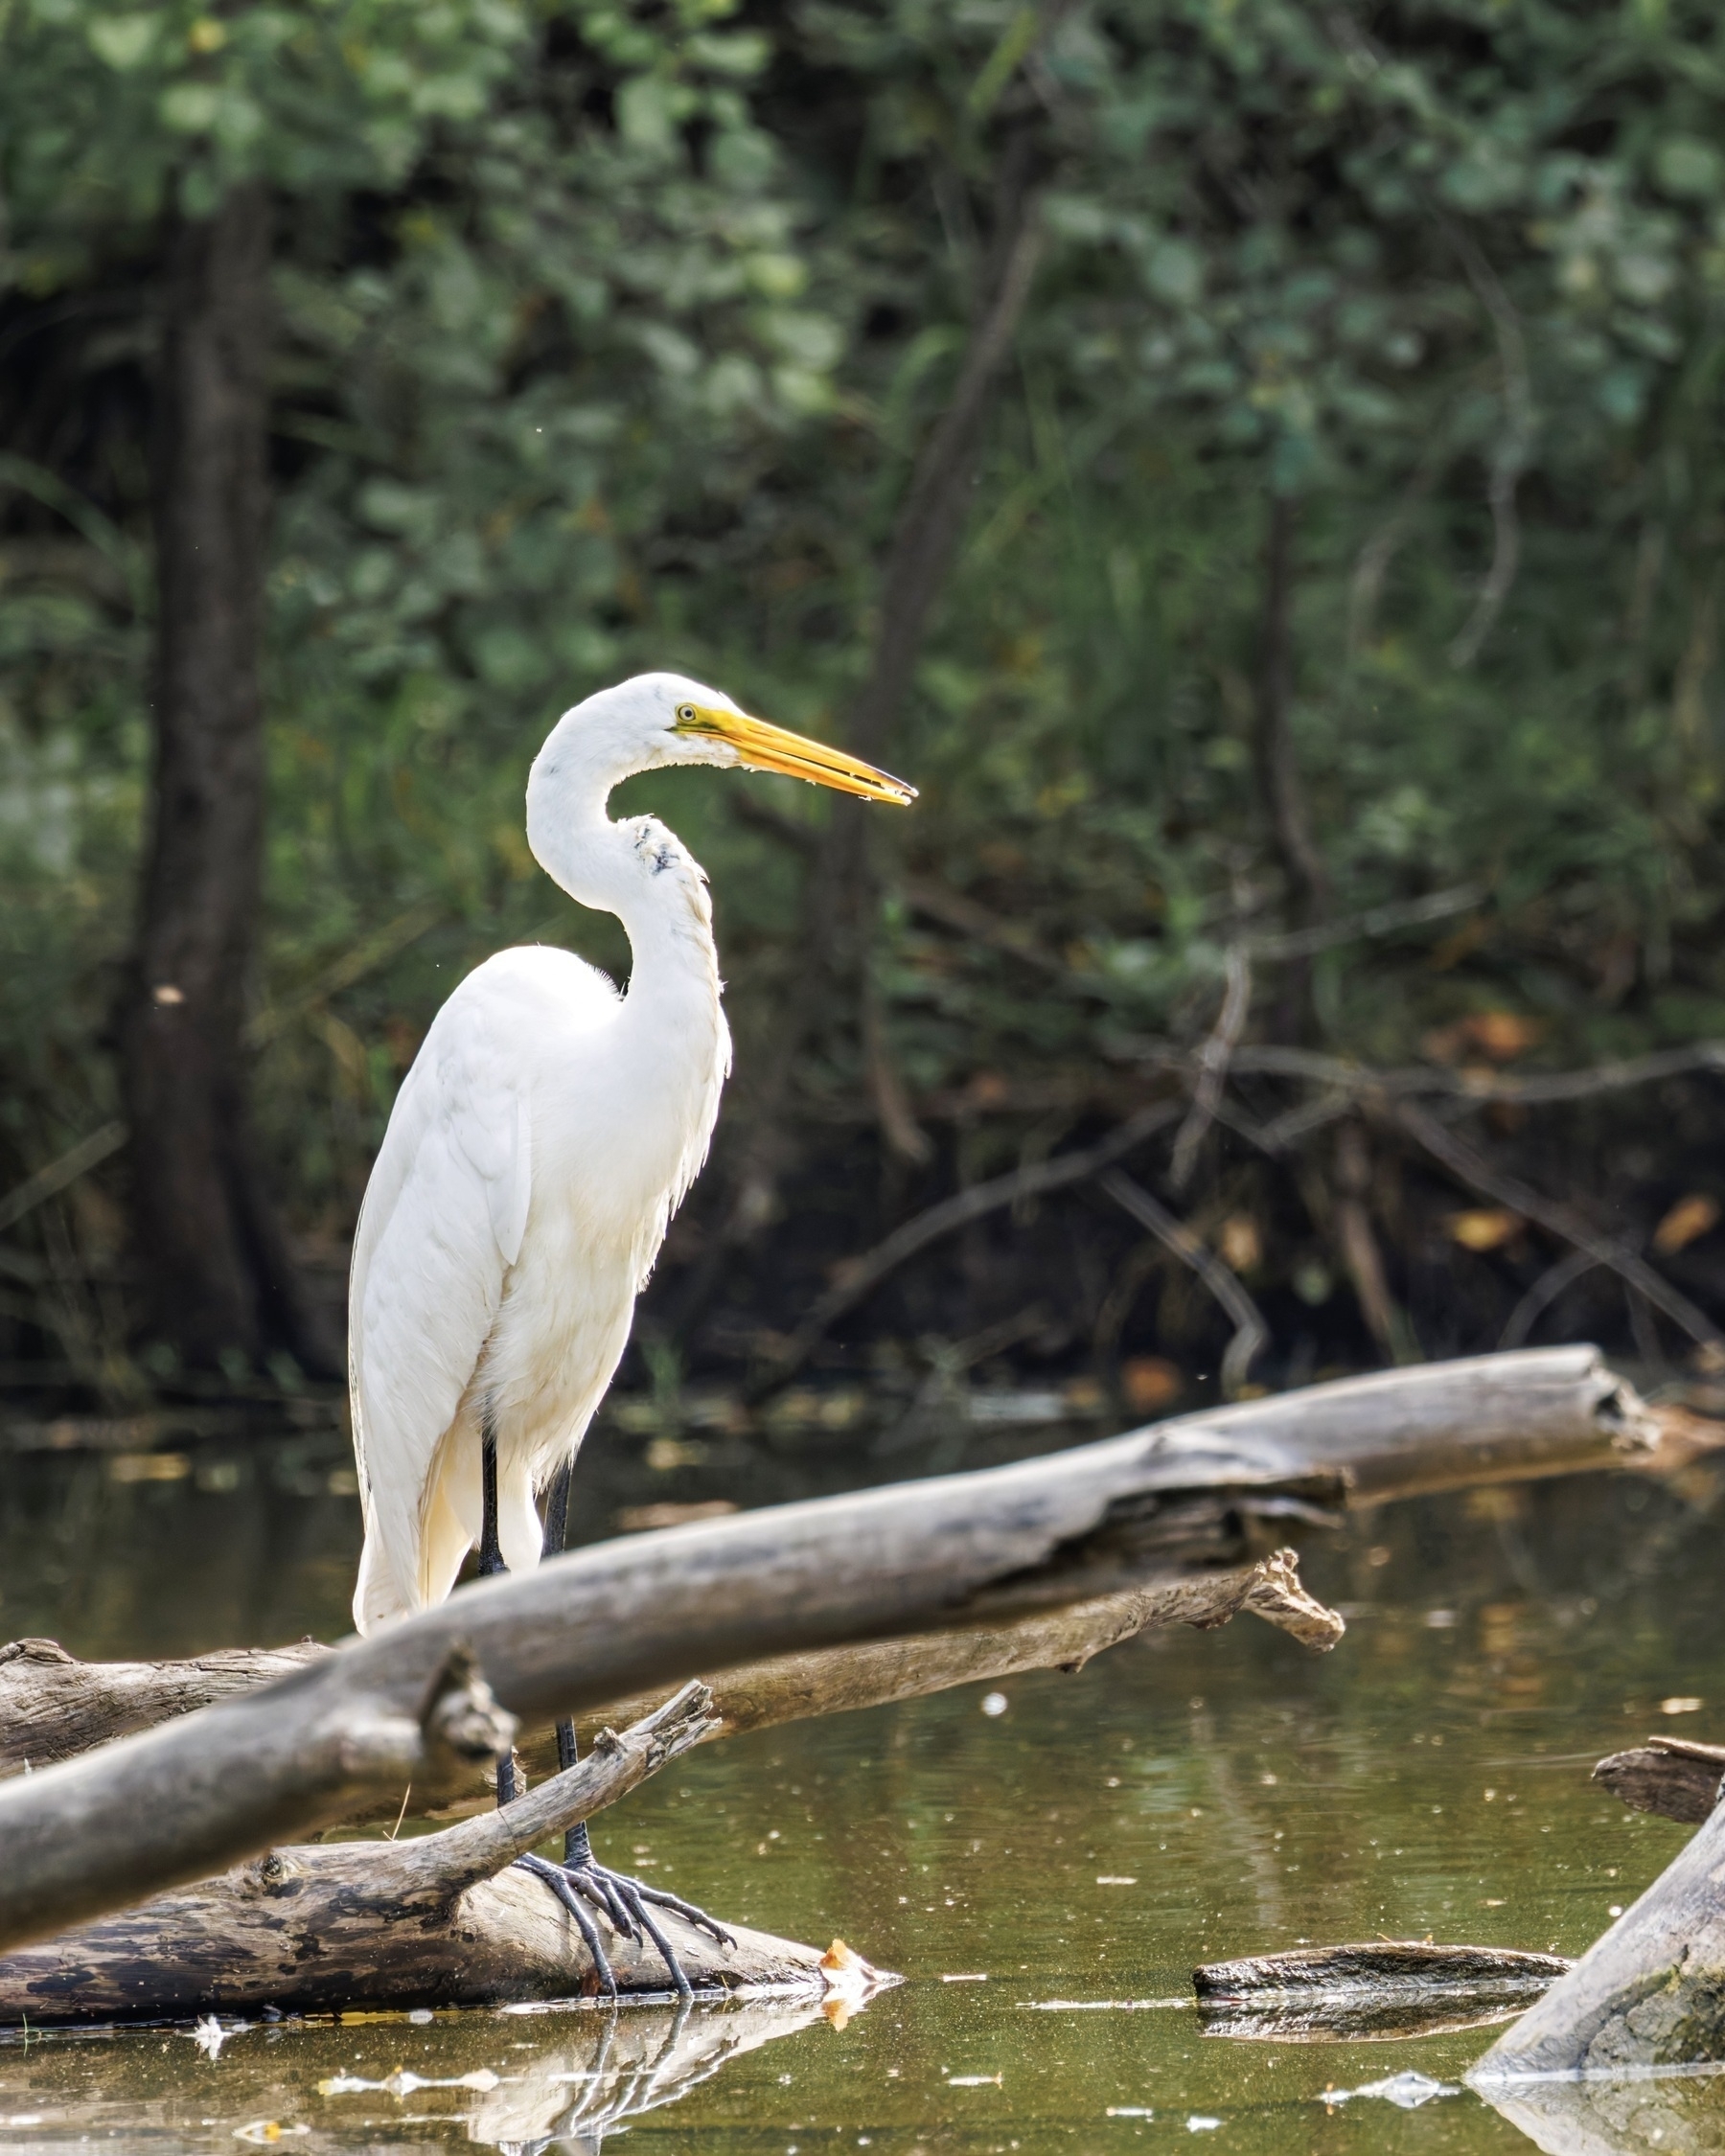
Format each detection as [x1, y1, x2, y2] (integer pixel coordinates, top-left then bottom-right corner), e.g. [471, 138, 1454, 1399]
[675, 702, 916, 806]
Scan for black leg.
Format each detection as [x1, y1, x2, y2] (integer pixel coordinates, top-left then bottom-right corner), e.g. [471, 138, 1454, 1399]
[509, 1452, 735, 2000]
[540, 1457, 592, 1867]
[477, 1421, 516, 1806]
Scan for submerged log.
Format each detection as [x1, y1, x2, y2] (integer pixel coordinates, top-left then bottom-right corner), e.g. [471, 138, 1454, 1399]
[1593, 1735, 1725, 1825]
[1474, 2072, 1725, 2156]
[1193, 1941, 1571, 2044]
[1473, 1777, 1725, 2076]
[0, 1348, 1673, 1962]
[1194, 1940, 1572, 2000]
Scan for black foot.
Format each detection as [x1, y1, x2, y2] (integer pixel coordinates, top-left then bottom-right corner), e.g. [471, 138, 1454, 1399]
[515, 1851, 735, 2000]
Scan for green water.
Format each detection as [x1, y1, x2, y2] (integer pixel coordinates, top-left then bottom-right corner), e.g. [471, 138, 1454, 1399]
[1, 1422, 1722, 2152]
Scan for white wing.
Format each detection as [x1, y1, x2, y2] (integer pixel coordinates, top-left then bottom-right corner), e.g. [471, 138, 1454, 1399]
[348, 971, 534, 1634]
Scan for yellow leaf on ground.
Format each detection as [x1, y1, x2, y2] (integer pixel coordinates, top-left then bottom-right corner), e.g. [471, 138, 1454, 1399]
[1653, 1192, 1720, 1255]
[1446, 1208, 1522, 1252]
[1120, 1357, 1183, 1412]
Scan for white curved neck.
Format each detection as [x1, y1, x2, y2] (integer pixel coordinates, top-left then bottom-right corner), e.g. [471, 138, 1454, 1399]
[525, 749, 721, 1036]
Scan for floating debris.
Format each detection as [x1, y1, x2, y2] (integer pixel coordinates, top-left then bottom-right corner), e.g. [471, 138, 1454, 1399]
[947, 2075, 1002, 2086]
[318, 2068, 501, 2098]
[189, 2014, 232, 2060]
[1322, 2072, 1460, 2109]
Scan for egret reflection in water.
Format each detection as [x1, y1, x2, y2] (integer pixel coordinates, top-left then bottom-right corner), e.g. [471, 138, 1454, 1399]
[0, 1992, 843, 2151]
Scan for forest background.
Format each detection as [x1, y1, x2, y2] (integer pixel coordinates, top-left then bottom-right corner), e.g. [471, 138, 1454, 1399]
[5, 0, 1725, 1426]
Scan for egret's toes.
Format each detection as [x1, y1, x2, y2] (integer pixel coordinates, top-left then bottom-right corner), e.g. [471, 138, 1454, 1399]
[514, 1853, 735, 2000]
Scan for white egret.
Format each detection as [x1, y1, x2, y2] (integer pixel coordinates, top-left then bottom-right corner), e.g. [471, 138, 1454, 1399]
[347, 672, 913, 1991]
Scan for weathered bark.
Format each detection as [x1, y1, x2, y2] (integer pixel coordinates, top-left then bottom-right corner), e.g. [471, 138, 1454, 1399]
[0, 1635, 329, 1774]
[118, 181, 326, 1373]
[0, 1349, 1659, 1960]
[1473, 1780, 1725, 2077]
[1593, 1736, 1725, 1826]
[0, 1687, 869, 2023]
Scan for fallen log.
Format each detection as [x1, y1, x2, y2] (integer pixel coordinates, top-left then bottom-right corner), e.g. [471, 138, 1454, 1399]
[0, 1349, 1671, 1961]
[0, 1685, 887, 2024]
[2, 1548, 1340, 1823]
[1592, 1735, 1725, 1825]
[1472, 1769, 1725, 2076]
[0, 1556, 1331, 2023]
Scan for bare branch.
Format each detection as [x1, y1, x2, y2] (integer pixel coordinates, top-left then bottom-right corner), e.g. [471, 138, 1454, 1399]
[1246, 883, 1485, 963]
[1442, 223, 1534, 669]
[1170, 944, 1253, 1193]
[759, 1100, 1180, 1386]
[1392, 1099, 1725, 1357]
[1499, 1248, 1600, 1351]
[1254, 493, 1330, 928]
[1096, 1167, 1269, 1397]
[1126, 1037, 1725, 1109]
[0, 1123, 128, 1238]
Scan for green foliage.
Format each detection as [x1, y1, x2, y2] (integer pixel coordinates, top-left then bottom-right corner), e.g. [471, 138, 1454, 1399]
[5, 0, 1725, 1329]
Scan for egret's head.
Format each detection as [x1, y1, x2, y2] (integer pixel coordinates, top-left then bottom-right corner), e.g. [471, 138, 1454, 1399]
[540, 672, 915, 807]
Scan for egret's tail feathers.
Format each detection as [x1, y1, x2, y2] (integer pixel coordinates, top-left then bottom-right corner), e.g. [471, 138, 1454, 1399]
[353, 1527, 416, 1636]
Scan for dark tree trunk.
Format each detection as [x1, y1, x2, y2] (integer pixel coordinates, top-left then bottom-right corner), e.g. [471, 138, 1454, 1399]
[1254, 493, 1329, 929]
[118, 184, 326, 1373]
[1254, 493, 1329, 1040]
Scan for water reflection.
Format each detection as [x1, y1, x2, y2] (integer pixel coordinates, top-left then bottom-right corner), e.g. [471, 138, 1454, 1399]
[0, 1993, 839, 2151]
[1476, 2064, 1725, 2155]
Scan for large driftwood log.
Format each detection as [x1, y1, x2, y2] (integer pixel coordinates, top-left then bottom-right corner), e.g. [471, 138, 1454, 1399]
[0, 1553, 1331, 2023]
[1473, 1776, 1725, 2076]
[0, 1348, 1668, 1957]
